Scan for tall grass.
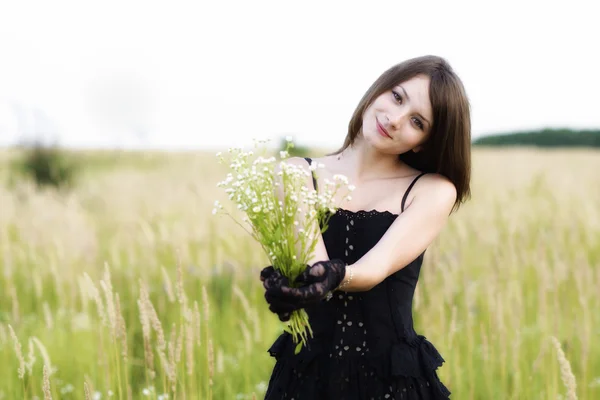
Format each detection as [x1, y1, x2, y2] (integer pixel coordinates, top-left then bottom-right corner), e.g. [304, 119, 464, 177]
[0, 147, 599, 399]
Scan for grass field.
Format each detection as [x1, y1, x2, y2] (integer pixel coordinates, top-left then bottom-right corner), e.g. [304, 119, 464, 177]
[0, 147, 599, 399]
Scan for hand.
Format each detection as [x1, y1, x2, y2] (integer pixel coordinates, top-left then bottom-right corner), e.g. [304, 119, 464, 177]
[263, 259, 347, 313]
[260, 265, 304, 322]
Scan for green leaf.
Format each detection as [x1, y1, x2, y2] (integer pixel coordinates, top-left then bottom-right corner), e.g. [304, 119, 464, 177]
[294, 342, 303, 355]
[272, 224, 283, 243]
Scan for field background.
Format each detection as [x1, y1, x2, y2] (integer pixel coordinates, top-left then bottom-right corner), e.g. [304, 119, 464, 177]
[0, 147, 599, 399]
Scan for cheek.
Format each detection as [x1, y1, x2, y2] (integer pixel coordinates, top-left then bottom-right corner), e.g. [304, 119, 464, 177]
[402, 125, 425, 145]
[413, 131, 430, 147]
[362, 107, 375, 126]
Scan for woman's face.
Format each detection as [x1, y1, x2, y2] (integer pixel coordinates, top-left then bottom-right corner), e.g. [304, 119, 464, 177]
[361, 74, 433, 155]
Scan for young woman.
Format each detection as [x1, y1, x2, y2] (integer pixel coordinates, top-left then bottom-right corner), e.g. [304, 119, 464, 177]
[260, 55, 471, 399]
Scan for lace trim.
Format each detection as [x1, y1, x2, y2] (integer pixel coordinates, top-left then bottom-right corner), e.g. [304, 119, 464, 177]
[331, 208, 399, 219]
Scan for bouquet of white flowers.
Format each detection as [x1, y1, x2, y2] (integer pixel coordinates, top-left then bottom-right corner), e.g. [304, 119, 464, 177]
[213, 137, 353, 353]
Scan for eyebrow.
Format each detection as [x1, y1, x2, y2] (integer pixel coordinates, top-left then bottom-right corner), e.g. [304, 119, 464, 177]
[398, 85, 431, 128]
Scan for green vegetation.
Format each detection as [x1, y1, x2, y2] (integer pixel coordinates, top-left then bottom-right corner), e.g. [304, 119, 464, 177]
[473, 128, 600, 148]
[0, 148, 599, 399]
[9, 141, 79, 190]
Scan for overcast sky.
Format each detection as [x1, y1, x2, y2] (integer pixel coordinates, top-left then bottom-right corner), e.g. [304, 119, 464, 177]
[0, 0, 598, 150]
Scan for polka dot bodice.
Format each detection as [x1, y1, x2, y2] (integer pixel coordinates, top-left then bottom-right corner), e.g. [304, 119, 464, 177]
[332, 292, 368, 357]
[327, 213, 374, 362]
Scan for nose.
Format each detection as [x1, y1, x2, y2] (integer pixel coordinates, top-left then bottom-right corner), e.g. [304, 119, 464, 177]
[388, 110, 408, 129]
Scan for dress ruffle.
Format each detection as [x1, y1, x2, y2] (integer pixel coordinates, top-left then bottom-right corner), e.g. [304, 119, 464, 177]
[267, 332, 327, 370]
[365, 335, 451, 398]
[266, 332, 451, 399]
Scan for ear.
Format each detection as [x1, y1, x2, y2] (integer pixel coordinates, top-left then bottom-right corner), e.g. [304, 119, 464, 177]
[412, 145, 422, 153]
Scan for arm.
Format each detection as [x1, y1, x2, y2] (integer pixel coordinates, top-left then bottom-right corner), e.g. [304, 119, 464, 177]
[274, 157, 329, 266]
[339, 174, 457, 292]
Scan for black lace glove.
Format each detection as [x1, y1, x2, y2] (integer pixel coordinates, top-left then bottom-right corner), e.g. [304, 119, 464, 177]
[260, 266, 300, 322]
[261, 259, 347, 319]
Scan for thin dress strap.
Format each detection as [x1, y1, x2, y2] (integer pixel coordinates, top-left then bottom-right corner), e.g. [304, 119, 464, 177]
[303, 157, 318, 191]
[401, 172, 427, 213]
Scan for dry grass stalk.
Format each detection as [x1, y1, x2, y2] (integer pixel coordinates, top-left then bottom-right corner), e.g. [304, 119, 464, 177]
[137, 293, 156, 380]
[176, 322, 184, 365]
[100, 278, 117, 338]
[168, 324, 176, 365]
[216, 348, 224, 374]
[158, 350, 173, 390]
[194, 301, 201, 347]
[76, 275, 91, 308]
[208, 338, 214, 387]
[239, 321, 252, 354]
[10, 286, 20, 324]
[8, 324, 25, 379]
[42, 302, 54, 330]
[83, 273, 107, 326]
[32, 337, 54, 376]
[202, 285, 210, 324]
[140, 283, 166, 352]
[161, 266, 176, 303]
[26, 338, 36, 376]
[103, 262, 113, 292]
[115, 293, 128, 362]
[83, 374, 95, 397]
[251, 312, 262, 342]
[185, 323, 194, 376]
[139, 279, 172, 387]
[232, 284, 261, 340]
[84, 381, 91, 400]
[550, 336, 578, 400]
[175, 250, 187, 306]
[42, 364, 52, 400]
[167, 323, 178, 395]
[232, 285, 252, 316]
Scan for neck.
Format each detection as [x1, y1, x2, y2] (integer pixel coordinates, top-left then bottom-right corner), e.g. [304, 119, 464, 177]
[337, 136, 404, 183]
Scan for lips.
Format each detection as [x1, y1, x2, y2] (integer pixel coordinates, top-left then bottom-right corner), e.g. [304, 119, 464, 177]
[376, 119, 391, 138]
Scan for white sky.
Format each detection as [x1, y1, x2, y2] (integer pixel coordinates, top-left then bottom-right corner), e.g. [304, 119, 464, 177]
[0, 0, 598, 150]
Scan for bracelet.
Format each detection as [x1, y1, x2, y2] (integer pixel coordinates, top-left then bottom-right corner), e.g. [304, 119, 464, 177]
[337, 265, 354, 292]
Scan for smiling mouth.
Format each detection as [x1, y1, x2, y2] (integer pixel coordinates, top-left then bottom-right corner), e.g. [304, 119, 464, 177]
[376, 119, 391, 138]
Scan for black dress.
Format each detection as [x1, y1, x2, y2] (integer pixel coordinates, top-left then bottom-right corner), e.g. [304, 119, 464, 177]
[264, 158, 451, 400]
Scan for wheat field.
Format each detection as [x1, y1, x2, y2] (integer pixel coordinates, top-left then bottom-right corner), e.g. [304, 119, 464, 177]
[0, 147, 599, 400]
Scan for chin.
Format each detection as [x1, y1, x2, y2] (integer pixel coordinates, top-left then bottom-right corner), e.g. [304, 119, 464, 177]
[364, 131, 390, 151]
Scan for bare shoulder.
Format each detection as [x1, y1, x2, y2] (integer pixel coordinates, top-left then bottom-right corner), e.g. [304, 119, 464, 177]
[418, 173, 457, 198]
[407, 172, 457, 212]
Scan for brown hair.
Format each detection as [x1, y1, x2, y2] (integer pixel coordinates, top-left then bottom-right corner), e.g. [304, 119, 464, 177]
[328, 55, 472, 212]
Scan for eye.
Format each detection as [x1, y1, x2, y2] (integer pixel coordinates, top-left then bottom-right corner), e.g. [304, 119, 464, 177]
[412, 117, 424, 130]
[391, 90, 402, 103]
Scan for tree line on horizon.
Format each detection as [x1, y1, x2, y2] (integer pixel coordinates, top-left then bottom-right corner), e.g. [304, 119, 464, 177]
[472, 128, 600, 148]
